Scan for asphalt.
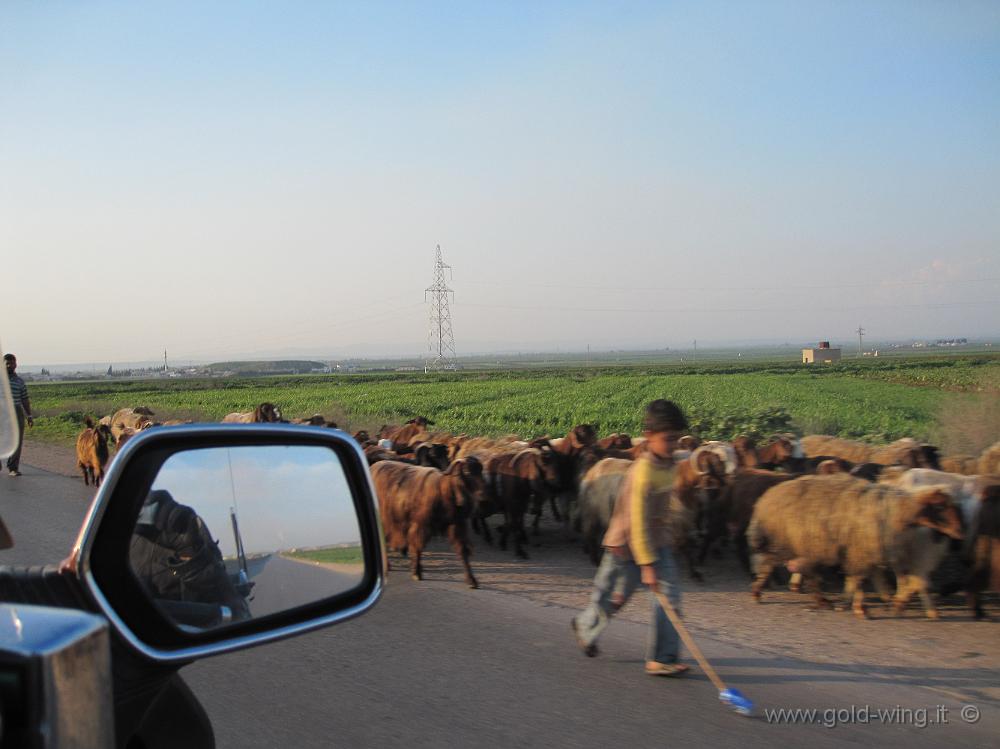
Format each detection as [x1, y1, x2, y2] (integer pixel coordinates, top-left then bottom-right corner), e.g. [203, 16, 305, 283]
[1, 463, 998, 748]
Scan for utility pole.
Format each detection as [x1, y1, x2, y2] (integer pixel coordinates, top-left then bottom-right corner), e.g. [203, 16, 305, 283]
[424, 245, 458, 372]
[163, 349, 168, 371]
[857, 326, 865, 356]
[693, 339, 697, 362]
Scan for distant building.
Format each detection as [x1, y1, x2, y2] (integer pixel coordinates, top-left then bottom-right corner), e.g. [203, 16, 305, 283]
[802, 341, 841, 364]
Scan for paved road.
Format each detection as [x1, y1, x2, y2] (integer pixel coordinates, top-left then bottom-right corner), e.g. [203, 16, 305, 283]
[246, 554, 362, 618]
[2, 465, 999, 748]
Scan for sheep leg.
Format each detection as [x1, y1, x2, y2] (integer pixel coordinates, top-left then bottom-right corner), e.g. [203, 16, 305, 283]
[683, 541, 703, 583]
[872, 568, 893, 603]
[409, 546, 423, 581]
[840, 575, 868, 618]
[914, 576, 939, 620]
[507, 509, 529, 559]
[407, 526, 424, 581]
[736, 530, 753, 580]
[447, 525, 478, 589]
[892, 575, 915, 617]
[750, 553, 777, 602]
[801, 573, 834, 610]
[530, 494, 543, 536]
[967, 590, 986, 621]
[697, 527, 714, 565]
[559, 493, 576, 540]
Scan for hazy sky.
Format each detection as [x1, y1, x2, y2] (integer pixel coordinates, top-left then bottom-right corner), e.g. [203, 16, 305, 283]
[153, 445, 361, 556]
[2, 1, 999, 365]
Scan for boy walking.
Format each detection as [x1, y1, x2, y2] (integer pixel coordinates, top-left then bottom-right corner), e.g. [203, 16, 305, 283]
[571, 399, 689, 676]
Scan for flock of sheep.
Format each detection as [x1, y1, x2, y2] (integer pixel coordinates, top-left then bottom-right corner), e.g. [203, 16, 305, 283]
[74, 404, 1000, 621]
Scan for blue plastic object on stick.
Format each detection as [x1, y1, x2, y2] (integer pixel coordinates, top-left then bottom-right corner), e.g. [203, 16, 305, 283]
[720, 688, 754, 716]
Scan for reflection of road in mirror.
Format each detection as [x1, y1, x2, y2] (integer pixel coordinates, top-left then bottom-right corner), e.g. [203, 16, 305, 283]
[242, 553, 363, 617]
[140, 444, 367, 627]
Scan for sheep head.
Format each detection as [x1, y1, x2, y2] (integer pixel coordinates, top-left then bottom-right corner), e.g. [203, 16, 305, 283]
[677, 435, 700, 451]
[448, 457, 486, 507]
[254, 403, 283, 423]
[903, 486, 963, 541]
[568, 424, 598, 450]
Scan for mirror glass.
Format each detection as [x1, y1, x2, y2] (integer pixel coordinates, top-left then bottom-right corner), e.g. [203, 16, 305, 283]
[128, 445, 364, 632]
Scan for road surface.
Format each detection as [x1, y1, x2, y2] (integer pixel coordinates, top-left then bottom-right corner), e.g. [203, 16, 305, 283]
[2, 463, 998, 748]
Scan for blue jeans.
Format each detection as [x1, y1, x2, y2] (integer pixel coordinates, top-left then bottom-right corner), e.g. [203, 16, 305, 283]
[573, 546, 682, 664]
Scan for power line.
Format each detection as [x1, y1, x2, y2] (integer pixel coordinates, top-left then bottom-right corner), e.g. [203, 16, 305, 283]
[463, 276, 1000, 294]
[424, 245, 458, 372]
[460, 299, 998, 316]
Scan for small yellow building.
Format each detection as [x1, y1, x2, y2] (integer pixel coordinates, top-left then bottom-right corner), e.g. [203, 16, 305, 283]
[802, 341, 841, 364]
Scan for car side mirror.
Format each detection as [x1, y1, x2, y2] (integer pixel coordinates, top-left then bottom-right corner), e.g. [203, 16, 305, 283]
[69, 424, 386, 663]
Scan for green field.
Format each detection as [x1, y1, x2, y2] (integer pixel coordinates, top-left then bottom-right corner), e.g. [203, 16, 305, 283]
[25, 354, 1000, 454]
[284, 547, 364, 565]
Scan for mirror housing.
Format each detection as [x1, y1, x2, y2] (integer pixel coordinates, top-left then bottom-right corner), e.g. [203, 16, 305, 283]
[70, 424, 386, 664]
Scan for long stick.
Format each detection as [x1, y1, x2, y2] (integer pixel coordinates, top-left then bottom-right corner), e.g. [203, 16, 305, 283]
[654, 589, 727, 693]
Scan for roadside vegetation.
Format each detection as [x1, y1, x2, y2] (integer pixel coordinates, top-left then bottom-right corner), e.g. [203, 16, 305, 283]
[25, 354, 1000, 452]
[284, 547, 364, 566]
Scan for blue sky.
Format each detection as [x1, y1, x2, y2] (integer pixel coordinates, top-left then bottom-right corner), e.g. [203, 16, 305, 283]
[2, 1, 998, 363]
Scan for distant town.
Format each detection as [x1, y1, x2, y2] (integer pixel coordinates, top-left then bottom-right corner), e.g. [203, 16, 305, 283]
[17, 337, 995, 383]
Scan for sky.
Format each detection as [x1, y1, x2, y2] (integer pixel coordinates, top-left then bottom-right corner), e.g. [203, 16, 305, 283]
[152, 445, 362, 556]
[2, 1, 999, 365]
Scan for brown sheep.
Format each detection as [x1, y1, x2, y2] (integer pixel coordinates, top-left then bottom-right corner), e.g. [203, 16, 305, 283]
[371, 457, 485, 589]
[939, 454, 980, 475]
[596, 433, 633, 450]
[453, 435, 524, 460]
[412, 442, 451, 471]
[677, 435, 700, 451]
[801, 435, 939, 468]
[979, 442, 1000, 476]
[76, 417, 112, 487]
[290, 414, 338, 427]
[539, 425, 599, 525]
[222, 402, 283, 423]
[815, 459, 845, 475]
[967, 483, 1000, 620]
[748, 474, 962, 618]
[109, 407, 156, 444]
[800, 435, 874, 464]
[477, 448, 561, 558]
[378, 417, 436, 451]
[363, 444, 415, 467]
[716, 469, 801, 575]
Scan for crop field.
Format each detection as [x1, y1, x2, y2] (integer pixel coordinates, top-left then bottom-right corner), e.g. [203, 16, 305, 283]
[25, 354, 1000, 453]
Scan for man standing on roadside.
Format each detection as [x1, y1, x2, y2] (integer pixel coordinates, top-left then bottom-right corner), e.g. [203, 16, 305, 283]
[4, 353, 33, 476]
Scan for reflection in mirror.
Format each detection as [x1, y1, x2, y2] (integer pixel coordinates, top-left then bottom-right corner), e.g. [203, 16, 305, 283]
[128, 445, 364, 632]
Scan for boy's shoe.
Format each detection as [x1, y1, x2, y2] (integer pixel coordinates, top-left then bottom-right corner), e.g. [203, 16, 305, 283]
[8, 470, 21, 477]
[645, 661, 690, 677]
[570, 619, 598, 657]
